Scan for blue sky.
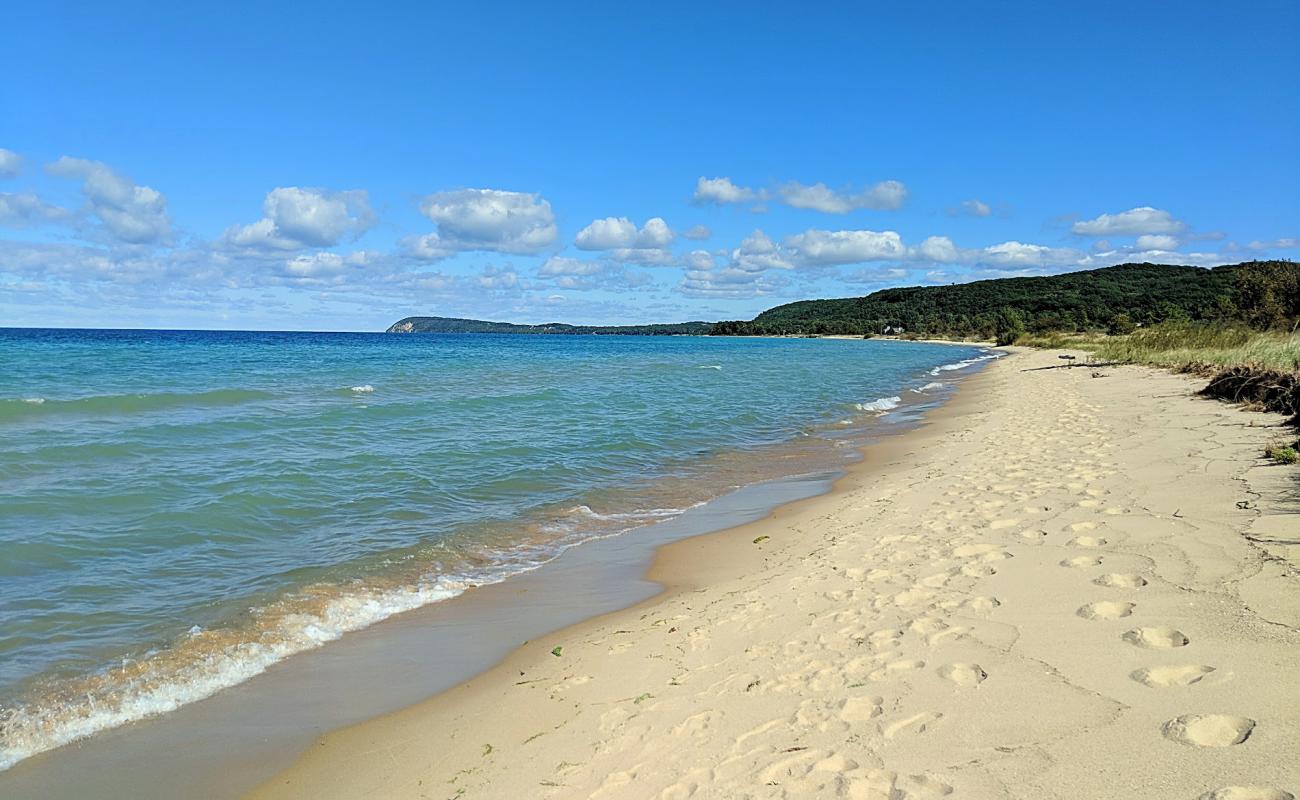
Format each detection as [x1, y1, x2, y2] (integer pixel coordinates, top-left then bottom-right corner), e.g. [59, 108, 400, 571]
[1, 1, 1297, 330]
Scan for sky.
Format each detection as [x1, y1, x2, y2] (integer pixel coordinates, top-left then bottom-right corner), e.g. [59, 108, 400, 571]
[1, 1, 1297, 331]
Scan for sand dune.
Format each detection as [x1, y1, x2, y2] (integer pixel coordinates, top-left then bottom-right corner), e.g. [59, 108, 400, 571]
[252, 349, 1299, 800]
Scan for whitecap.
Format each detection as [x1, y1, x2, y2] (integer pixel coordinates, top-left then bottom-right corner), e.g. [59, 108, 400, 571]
[910, 382, 945, 394]
[350, 385, 375, 393]
[856, 396, 902, 413]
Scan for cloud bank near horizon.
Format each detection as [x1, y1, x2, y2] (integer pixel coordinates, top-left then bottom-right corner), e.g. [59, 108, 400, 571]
[0, 148, 1295, 328]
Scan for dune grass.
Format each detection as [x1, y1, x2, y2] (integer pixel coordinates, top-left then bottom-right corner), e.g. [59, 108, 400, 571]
[1017, 324, 1300, 374]
[1094, 325, 1300, 373]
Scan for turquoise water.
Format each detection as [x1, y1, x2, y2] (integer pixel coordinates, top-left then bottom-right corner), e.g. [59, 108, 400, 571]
[0, 329, 994, 768]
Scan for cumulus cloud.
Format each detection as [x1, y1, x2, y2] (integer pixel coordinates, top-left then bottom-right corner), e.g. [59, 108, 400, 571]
[405, 188, 557, 260]
[0, 192, 72, 228]
[45, 156, 171, 244]
[730, 229, 795, 272]
[681, 224, 711, 240]
[912, 235, 960, 263]
[572, 216, 676, 265]
[575, 216, 674, 249]
[1135, 234, 1179, 251]
[783, 228, 907, 265]
[476, 265, 521, 290]
[282, 249, 377, 278]
[979, 241, 1079, 267]
[0, 149, 22, 179]
[693, 177, 763, 205]
[1071, 206, 1186, 236]
[778, 180, 907, 213]
[225, 187, 375, 250]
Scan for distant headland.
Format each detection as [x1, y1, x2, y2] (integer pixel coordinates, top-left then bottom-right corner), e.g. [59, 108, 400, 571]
[388, 261, 1294, 340]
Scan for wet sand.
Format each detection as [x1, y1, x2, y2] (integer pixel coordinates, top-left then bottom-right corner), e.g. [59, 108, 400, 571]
[252, 349, 1300, 799]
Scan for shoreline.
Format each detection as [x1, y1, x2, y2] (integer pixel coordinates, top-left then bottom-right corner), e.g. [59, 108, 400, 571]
[252, 349, 1299, 800]
[245, 351, 999, 799]
[0, 342, 996, 798]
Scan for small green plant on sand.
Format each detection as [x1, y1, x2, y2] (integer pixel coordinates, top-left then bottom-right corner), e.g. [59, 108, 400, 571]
[1264, 442, 1299, 464]
[550, 645, 563, 657]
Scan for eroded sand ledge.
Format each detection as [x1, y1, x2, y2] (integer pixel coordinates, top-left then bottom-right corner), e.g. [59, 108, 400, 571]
[252, 350, 1299, 800]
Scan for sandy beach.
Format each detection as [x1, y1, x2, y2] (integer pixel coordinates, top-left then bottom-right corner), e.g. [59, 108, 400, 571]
[252, 349, 1299, 800]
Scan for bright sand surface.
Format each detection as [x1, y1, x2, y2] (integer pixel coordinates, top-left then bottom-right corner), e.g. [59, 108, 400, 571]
[252, 349, 1299, 800]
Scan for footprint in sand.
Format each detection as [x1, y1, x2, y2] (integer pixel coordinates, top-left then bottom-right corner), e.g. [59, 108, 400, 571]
[1130, 665, 1216, 687]
[869, 659, 926, 681]
[1061, 555, 1102, 568]
[839, 695, 884, 722]
[1077, 601, 1136, 620]
[1068, 521, 1100, 532]
[883, 711, 943, 738]
[962, 595, 1001, 614]
[1198, 789, 1294, 800]
[1094, 573, 1148, 588]
[989, 519, 1020, 530]
[937, 662, 987, 686]
[858, 770, 954, 798]
[1123, 626, 1189, 648]
[1161, 714, 1255, 747]
[1069, 536, 1108, 548]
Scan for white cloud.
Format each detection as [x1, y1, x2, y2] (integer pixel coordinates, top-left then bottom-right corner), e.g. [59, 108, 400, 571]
[678, 265, 784, 298]
[912, 235, 960, 263]
[573, 217, 636, 249]
[1135, 234, 1179, 250]
[46, 156, 171, 244]
[573, 216, 677, 266]
[783, 228, 907, 265]
[282, 250, 376, 278]
[959, 199, 991, 217]
[575, 216, 674, 249]
[686, 249, 715, 270]
[0, 149, 22, 179]
[539, 256, 605, 277]
[980, 241, 1084, 268]
[226, 187, 374, 250]
[476, 265, 521, 290]
[1071, 206, 1186, 236]
[412, 188, 558, 258]
[681, 224, 711, 240]
[0, 192, 72, 227]
[730, 229, 795, 271]
[778, 180, 907, 213]
[693, 176, 762, 205]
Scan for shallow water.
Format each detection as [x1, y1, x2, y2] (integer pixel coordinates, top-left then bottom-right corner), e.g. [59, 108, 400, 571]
[0, 329, 993, 768]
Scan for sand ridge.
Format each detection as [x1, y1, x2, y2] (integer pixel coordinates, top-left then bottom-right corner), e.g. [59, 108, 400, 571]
[252, 350, 1299, 800]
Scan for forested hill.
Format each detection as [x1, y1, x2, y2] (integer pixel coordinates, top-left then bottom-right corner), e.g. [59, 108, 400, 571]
[712, 262, 1283, 338]
[386, 316, 713, 335]
[387, 261, 1296, 340]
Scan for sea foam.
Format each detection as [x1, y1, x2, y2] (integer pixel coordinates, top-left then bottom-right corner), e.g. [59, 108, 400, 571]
[857, 396, 902, 413]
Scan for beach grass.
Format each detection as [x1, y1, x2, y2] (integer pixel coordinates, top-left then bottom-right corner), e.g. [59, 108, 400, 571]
[1018, 324, 1300, 374]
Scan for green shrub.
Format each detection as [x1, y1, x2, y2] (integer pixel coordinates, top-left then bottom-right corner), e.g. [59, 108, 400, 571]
[1264, 444, 1299, 464]
[1108, 313, 1137, 335]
